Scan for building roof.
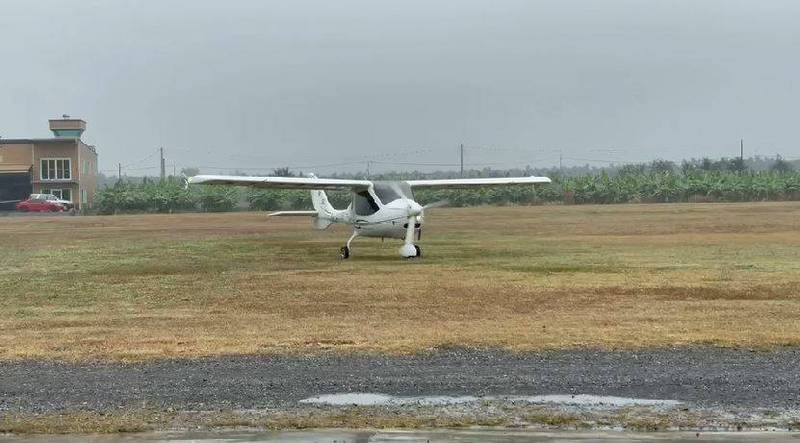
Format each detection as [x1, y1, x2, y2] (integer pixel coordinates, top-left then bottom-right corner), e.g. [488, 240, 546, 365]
[48, 119, 86, 123]
[0, 164, 31, 173]
[0, 138, 78, 145]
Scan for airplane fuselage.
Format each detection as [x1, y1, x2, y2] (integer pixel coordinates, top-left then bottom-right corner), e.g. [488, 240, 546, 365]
[325, 194, 424, 240]
[352, 199, 423, 240]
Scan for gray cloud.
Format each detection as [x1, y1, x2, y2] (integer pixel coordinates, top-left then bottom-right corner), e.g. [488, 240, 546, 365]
[1, 0, 798, 174]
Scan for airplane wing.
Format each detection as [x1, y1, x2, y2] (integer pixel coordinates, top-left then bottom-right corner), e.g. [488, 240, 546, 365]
[405, 176, 551, 189]
[188, 175, 372, 191]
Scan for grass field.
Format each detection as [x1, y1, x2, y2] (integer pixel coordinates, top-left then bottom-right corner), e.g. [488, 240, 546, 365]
[1, 202, 799, 361]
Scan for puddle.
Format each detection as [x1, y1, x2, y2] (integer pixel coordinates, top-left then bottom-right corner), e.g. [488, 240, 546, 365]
[299, 393, 480, 406]
[298, 393, 681, 407]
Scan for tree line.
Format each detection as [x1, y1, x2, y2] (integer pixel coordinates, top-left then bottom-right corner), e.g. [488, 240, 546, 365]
[94, 158, 800, 214]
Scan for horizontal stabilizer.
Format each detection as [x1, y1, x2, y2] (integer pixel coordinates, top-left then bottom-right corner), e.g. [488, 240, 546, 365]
[267, 211, 318, 217]
[312, 216, 334, 230]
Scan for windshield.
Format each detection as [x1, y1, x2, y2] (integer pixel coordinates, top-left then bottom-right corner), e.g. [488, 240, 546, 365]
[372, 183, 401, 204]
[372, 182, 412, 204]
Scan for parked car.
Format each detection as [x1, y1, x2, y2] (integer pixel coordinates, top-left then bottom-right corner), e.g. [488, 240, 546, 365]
[16, 194, 72, 212]
[42, 193, 75, 210]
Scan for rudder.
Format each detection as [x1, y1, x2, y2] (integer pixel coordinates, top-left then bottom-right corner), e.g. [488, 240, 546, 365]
[310, 189, 336, 218]
[308, 173, 337, 228]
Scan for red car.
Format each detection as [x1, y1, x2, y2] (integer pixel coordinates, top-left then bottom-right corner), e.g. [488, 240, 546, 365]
[16, 194, 70, 212]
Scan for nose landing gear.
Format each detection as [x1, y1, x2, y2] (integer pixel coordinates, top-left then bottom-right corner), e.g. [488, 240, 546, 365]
[399, 215, 423, 259]
[400, 243, 422, 258]
[340, 231, 358, 259]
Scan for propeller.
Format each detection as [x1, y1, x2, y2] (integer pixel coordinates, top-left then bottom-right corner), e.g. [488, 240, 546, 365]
[423, 199, 449, 210]
[389, 182, 447, 215]
[415, 199, 449, 241]
[388, 182, 423, 257]
[389, 182, 449, 246]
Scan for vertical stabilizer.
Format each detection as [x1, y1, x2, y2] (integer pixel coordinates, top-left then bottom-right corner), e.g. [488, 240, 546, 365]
[308, 174, 338, 229]
[310, 189, 336, 218]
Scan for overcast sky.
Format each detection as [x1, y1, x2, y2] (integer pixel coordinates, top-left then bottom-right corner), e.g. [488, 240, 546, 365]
[1, 0, 798, 175]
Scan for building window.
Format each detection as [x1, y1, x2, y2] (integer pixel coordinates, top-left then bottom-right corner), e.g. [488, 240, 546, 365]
[52, 129, 83, 138]
[81, 189, 88, 204]
[41, 158, 71, 180]
[41, 188, 72, 201]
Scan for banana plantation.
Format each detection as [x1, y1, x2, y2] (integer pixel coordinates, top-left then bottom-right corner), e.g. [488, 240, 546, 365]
[94, 168, 800, 214]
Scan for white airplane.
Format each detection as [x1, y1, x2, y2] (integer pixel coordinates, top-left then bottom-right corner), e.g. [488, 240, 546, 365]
[188, 174, 551, 259]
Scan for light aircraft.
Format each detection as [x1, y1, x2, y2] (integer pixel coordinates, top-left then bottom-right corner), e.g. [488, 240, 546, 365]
[188, 174, 551, 259]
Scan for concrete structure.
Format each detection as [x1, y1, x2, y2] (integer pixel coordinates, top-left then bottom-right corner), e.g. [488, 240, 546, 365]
[0, 118, 98, 210]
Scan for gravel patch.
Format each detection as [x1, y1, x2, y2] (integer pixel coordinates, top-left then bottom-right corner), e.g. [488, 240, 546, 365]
[2, 347, 800, 414]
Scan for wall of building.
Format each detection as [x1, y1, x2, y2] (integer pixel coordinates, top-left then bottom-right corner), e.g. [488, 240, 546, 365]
[32, 140, 78, 181]
[78, 142, 98, 208]
[31, 140, 83, 207]
[0, 144, 34, 208]
[0, 143, 34, 172]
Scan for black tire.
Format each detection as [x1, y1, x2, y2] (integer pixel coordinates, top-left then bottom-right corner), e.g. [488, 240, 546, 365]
[340, 246, 350, 259]
[414, 245, 422, 258]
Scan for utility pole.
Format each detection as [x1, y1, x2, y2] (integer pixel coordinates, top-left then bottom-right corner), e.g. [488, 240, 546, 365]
[366, 161, 371, 178]
[559, 150, 563, 175]
[460, 144, 464, 177]
[118, 163, 122, 181]
[740, 139, 744, 162]
[159, 147, 166, 181]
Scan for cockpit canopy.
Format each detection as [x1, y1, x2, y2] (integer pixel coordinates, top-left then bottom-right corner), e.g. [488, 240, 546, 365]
[353, 181, 413, 216]
[373, 182, 411, 204]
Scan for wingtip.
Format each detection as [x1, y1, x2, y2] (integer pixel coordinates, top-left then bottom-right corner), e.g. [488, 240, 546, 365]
[186, 175, 208, 184]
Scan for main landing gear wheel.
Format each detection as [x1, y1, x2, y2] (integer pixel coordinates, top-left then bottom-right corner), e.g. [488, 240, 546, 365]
[414, 245, 422, 258]
[340, 246, 350, 259]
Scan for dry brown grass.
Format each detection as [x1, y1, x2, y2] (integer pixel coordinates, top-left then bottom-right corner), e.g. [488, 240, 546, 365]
[1, 202, 799, 361]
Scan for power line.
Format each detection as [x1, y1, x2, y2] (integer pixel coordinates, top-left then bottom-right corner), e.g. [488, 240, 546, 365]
[370, 160, 460, 167]
[125, 165, 161, 171]
[121, 149, 159, 169]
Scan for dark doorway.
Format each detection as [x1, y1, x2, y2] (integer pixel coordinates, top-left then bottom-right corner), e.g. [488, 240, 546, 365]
[0, 170, 32, 210]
